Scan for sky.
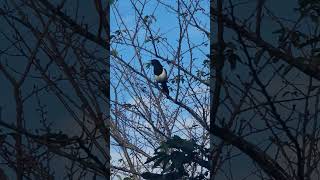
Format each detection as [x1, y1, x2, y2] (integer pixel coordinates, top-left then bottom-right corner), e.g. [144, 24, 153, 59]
[0, 0, 103, 179]
[109, 0, 210, 178]
[0, 0, 306, 179]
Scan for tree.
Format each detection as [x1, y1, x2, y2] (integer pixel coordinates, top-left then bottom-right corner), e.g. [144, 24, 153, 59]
[1, 0, 320, 180]
[110, 0, 209, 179]
[112, 0, 320, 180]
[0, 0, 111, 179]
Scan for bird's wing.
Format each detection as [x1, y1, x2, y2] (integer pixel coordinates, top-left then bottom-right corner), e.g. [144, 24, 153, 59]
[155, 69, 167, 82]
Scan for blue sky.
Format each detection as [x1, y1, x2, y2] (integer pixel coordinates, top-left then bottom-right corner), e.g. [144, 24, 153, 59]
[0, 0, 305, 179]
[109, 0, 210, 177]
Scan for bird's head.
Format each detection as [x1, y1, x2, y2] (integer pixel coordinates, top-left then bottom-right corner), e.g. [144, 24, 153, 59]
[150, 59, 161, 66]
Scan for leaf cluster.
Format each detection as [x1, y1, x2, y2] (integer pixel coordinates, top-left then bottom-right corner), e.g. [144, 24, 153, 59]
[141, 135, 209, 180]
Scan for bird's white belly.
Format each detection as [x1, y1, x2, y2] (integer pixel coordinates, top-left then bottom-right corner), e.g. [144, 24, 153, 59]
[155, 69, 167, 82]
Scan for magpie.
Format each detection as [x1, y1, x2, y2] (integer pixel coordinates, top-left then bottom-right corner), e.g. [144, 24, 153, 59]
[150, 59, 169, 95]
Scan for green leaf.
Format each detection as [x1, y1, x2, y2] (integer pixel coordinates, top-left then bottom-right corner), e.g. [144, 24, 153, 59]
[143, 15, 149, 23]
[254, 48, 265, 65]
[228, 54, 237, 70]
[272, 28, 284, 34]
[310, 86, 319, 92]
[162, 156, 171, 172]
[145, 154, 161, 164]
[111, 49, 118, 57]
[282, 65, 293, 76]
[141, 172, 162, 179]
[145, 62, 151, 69]
[152, 156, 166, 168]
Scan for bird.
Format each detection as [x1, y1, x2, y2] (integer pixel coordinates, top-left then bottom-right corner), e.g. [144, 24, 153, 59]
[150, 59, 169, 95]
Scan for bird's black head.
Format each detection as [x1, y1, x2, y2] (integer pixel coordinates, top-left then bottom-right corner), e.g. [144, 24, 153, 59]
[150, 59, 161, 67]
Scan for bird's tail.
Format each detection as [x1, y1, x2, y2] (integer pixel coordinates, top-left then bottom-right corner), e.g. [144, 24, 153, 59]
[161, 82, 169, 95]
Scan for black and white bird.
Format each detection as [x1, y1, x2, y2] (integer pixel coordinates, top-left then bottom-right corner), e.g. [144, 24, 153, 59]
[150, 59, 169, 95]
